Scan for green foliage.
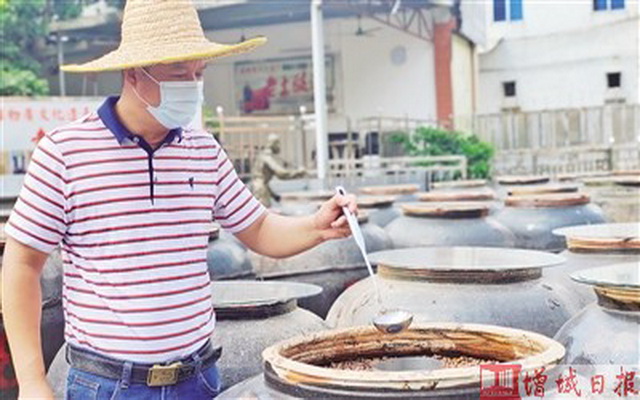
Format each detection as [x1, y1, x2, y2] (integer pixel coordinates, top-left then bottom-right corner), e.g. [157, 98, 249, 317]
[389, 126, 495, 179]
[52, 0, 83, 21]
[202, 107, 221, 131]
[0, 0, 125, 96]
[0, 0, 49, 95]
[0, 68, 49, 96]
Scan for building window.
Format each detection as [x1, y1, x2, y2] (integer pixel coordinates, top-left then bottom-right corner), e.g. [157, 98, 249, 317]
[494, 0, 506, 21]
[607, 72, 621, 88]
[594, 0, 624, 10]
[611, 0, 625, 9]
[510, 0, 523, 20]
[503, 81, 517, 97]
[494, 0, 524, 21]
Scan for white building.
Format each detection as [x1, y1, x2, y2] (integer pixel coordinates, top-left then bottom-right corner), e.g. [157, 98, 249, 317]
[474, 0, 640, 113]
[49, 1, 478, 133]
[48, 0, 640, 131]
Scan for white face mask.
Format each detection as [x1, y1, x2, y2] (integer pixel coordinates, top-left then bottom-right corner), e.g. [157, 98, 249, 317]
[133, 67, 204, 129]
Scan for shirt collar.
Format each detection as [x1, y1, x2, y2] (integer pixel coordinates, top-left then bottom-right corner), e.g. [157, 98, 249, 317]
[97, 96, 183, 146]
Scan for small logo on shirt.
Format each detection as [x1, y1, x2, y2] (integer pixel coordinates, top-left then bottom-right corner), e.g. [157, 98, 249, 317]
[188, 177, 195, 189]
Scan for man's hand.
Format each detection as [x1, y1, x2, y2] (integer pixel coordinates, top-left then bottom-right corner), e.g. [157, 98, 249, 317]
[313, 192, 358, 241]
[235, 191, 358, 258]
[19, 378, 54, 400]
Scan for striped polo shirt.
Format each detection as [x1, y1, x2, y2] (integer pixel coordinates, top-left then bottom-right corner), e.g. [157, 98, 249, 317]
[4, 96, 266, 363]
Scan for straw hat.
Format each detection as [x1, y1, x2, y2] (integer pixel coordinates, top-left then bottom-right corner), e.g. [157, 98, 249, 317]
[61, 0, 266, 73]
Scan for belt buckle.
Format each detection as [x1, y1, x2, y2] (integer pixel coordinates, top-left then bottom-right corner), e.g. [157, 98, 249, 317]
[147, 361, 182, 387]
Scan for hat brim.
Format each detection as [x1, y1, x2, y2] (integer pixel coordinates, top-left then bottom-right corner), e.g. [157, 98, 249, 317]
[61, 36, 266, 73]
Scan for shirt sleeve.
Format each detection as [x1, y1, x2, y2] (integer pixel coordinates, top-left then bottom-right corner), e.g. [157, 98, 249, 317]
[212, 146, 266, 234]
[4, 135, 68, 254]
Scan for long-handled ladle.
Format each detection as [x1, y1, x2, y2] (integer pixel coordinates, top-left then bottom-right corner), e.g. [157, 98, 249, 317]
[335, 186, 413, 334]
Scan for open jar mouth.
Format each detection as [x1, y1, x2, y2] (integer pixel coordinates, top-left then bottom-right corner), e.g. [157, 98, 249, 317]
[262, 323, 565, 394]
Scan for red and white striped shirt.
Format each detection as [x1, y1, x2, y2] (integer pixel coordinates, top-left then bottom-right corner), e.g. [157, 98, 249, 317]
[4, 97, 266, 363]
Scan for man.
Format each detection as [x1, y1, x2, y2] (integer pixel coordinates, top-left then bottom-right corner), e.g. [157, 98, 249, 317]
[1, 1, 357, 399]
[251, 134, 306, 207]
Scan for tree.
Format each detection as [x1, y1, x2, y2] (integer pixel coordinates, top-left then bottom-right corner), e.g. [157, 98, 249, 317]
[390, 126, 496, 179]
[0, 0, 50, 95]
[0, 0, 124, 96]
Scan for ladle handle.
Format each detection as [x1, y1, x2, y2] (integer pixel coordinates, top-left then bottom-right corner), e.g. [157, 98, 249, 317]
[335, 186, 382, 306]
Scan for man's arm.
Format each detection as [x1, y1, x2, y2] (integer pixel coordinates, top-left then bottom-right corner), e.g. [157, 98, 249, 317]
[1, 237, 54, 399]
[235, 192, 357, 258]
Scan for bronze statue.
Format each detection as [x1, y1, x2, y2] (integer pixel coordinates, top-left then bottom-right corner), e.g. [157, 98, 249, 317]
[251, 134, 306, 207]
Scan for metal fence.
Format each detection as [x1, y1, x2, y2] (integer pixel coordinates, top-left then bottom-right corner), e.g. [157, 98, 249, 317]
[210, 110, 314, 179]
[471, 104, 640, 175]
[209, 104, 640, 179]
[210, 110, 451, 180]
[472, 104, 640, 151]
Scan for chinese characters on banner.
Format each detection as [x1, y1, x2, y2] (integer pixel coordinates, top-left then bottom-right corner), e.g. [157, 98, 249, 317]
[480, 364, 639, 400]
[234, 55, 336, 115]
[0, 98, 102, 174]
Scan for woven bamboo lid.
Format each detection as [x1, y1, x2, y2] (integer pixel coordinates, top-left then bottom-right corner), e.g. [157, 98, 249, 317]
[357, 196, 396, 208]
[554, 223, 640, 252]
[280, 190, 334, 202]
[612, 170, 640, 176]
[359, 184, 419, 196]
[417, 190, 495, 202]
[431, 179, 487, 189]
[559, 172, 610, 182]
[507, 184, 579, 196]
[581, 176, 617, 186]
[613, 176, 640, 187]
[505, 193, 591, 208]
[401, 202, 490, 218]
[497, 175, 550, 185]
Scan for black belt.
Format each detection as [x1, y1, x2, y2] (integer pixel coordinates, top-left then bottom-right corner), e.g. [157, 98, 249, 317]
[66, 341, 222, 387]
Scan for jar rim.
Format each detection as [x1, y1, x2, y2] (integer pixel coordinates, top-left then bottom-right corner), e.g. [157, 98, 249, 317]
[554, 223, 640, 253]
[262, 323, 565, 395]
[401, 202, 490, 218]
[505, 193, 590, 208]
[210, 281, 321, 317]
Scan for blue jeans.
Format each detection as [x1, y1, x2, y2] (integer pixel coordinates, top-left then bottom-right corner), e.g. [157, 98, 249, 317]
[65, 354, 221, 400]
